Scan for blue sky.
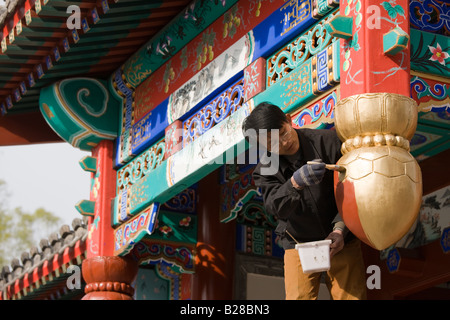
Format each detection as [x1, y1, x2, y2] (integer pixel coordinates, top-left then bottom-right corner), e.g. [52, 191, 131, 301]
[0, 142, 91, 226]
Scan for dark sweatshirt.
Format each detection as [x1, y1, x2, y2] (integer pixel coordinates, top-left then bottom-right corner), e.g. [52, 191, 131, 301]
[252, 128, 352, 250]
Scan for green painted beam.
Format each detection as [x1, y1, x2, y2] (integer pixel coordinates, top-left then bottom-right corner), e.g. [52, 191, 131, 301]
[411, 29, 450, 78]
[122, 0, 239, 88]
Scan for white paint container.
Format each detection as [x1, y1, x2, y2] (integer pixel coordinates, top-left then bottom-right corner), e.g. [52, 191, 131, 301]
[295, 239, 332, 274]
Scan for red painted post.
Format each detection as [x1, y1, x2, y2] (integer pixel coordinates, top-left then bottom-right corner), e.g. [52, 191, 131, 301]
[82, 140, 138, 300]
[192, 169, 236, 299]
[339, 0, 410, 99]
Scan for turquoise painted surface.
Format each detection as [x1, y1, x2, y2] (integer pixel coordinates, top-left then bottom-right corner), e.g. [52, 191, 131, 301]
[134, 268, 170, 300]
[411, 29, 450, 78]
[39, 78, 121, 150]
[148, 210, 197, 244]
[254, 40, 340, 114]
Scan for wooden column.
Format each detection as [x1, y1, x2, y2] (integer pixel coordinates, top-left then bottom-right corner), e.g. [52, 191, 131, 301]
[81, 140, 138, 300]
[338, 0, 411, 99]
[192, 169, 236, 300]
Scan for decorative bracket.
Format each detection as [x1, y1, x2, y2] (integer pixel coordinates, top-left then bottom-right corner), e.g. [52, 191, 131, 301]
[324, 15, 353, 40]
[383, 27, 409, 55]
[75, 200, 95, 217]
[79, 156, 97, 173]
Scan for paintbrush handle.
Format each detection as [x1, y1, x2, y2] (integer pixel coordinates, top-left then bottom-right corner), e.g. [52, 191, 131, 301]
[307, 161, 345, 172]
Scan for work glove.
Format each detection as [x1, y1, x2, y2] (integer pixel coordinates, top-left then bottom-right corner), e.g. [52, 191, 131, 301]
[292, 159, 326, 188]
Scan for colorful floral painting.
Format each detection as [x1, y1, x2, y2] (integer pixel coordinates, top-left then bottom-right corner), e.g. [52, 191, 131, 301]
[428, 43, 450, 65]
[411, 29, 450, 76]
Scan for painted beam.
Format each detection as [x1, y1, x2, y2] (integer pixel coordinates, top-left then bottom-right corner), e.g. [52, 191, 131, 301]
[411, 74, 450, 130]
[410, 29, 450, 78]
[112, 101, 254, 226]
[114, 0, 339, 166]
[131, 0, 319, 126]
[121, 0, 240, 88]
[409, 0, 450, 36]
[114, 202, 161, 256]
[290, 88, 338, 129]
[253, 40, 340, 115]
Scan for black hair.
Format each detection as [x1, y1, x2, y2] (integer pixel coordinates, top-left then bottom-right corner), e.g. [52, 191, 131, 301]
[241, 102, 288, 142]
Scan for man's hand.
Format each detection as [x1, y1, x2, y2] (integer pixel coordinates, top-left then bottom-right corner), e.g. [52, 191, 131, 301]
[326, 229, 344, 258]
[291, 159, 326, 189]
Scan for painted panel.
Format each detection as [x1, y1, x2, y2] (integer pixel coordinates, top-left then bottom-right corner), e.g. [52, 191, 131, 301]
[113, 69, 134, 165]
[128, 238, 195, 273]
[164, 120, 183, 160]
[114, 203, 160, 256]
[250, 0, 320, 59]
[122, 0, 240, 88]
[290, 89, 338, 129]
[410, 29, 450, 78]
[160, 185, 197, 214]
[410, 124, 450, 159]
[220, 164, 261, 223]
[253, 40, 340, 114]
[167, 35, 252, 124]
[131, 99, 169, 156]
[381, 185, 450, 253]
[182, 77, 246, 147]
[115, 139, 165, 224]
[115, 0, 338, 167]
[411, 74, 450, 129]
[149, 210, 197, 245]
[266, 9, 338, 88]
[410, 0, 450, 36]
[243, 57, 266, 102]
[167, 101, 252, 188]
[134, 263, 192, 300]
[113, 101, 254, 224]
[134, 267, 170, 300]
[236, 224, 284, 258]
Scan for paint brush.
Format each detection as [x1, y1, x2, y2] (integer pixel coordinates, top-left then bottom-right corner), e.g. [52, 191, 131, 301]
[307, 161, 346, 172]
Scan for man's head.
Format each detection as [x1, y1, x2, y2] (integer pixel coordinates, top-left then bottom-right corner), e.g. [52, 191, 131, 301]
[242, 102, 299, 155]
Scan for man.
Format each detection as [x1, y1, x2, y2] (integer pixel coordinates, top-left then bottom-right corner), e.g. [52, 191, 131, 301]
[242, 102, 366, 300]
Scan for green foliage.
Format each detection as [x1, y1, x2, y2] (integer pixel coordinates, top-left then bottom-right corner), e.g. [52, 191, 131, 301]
[381, 1, 405, 19]
[0, 180, 62, 267]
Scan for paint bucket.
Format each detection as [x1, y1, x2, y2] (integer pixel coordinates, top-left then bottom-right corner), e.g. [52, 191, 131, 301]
[295, 239, 332, 274]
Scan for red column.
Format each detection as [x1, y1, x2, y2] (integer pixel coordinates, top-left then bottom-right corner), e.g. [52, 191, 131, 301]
[82, 140, 138, 300]
[192, 169, 236, 300]
[339, 0, 410, 99]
